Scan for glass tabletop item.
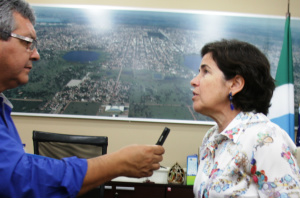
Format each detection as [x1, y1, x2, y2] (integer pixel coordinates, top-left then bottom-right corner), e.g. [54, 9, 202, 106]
[167, 162, 185, 184]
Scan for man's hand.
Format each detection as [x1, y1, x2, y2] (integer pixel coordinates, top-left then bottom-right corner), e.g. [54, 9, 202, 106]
[79, 144, 165, 196]
[117, 144, 165, 178]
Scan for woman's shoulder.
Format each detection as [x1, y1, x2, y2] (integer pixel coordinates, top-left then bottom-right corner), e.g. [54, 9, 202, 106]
[241, 112, 296, 150]
[245, 112, 287, 134]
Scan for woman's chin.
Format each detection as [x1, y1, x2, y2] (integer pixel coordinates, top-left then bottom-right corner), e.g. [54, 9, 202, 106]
[193, 106, 203, 114]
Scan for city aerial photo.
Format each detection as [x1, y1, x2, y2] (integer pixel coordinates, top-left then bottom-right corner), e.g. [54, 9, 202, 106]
[4, 5, 300, 123]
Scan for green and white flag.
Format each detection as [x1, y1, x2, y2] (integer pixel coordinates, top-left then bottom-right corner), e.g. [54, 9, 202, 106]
[268, 14, 295, 140]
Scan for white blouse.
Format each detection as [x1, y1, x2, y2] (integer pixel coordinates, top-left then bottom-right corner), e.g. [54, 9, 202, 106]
[193, 112, 300, 198]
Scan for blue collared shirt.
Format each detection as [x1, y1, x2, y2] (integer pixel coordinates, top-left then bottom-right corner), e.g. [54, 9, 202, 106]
[0, 93, 87, 198]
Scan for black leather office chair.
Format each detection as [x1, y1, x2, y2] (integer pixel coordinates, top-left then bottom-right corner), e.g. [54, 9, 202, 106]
[32, 130, 108, 198]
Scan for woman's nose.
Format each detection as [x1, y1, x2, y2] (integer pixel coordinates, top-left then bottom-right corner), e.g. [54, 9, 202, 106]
[190, 76, 198, 87]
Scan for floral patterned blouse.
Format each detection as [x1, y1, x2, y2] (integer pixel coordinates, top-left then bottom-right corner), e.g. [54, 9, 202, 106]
[193, 112, 300, 198]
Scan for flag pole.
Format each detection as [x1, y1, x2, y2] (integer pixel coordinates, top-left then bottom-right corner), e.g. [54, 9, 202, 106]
[287, 0, 290, 17]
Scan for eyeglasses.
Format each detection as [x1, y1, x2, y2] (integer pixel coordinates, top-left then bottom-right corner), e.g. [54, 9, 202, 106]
[9, 32, 37, 51]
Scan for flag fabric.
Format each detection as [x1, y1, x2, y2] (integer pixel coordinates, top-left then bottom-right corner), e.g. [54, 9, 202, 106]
[296, 104, 300, 146]
[268, 14, 295, 141]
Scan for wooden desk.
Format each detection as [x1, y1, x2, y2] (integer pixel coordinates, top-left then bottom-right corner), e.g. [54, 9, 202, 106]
[104, 181, 194, 198]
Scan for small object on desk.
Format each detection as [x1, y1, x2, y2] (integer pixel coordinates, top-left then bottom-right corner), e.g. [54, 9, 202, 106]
[167, 162, 184, 184]
[186, 154, 198, 185]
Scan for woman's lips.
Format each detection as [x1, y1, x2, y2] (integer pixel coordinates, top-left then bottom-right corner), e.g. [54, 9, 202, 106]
[192, 91, 198, 100]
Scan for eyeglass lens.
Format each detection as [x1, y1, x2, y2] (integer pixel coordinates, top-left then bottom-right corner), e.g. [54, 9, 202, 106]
[29, 40, 37, 51]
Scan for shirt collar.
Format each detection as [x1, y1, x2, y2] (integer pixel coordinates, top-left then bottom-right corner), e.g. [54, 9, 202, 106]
[220, 111, 266, 143]
[202, 112, 267, 160]
[0, 93, 13, 109]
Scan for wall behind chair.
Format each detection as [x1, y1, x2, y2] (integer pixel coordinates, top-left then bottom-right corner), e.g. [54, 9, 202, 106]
[14, 0, 300, 168]
[14, 115, 211, 167]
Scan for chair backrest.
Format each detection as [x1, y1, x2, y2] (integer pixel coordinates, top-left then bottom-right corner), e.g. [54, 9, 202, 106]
[32, 130, 108, 198]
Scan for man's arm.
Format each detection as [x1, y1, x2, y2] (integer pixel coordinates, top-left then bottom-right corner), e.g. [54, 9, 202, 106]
[78, 144, 164, 196]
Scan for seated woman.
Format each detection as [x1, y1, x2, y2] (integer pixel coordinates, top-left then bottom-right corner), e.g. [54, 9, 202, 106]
[191, 39, 300, 197]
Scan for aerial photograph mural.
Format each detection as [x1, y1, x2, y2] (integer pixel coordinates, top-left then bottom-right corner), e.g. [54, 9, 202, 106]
[4, 5, 300, 123]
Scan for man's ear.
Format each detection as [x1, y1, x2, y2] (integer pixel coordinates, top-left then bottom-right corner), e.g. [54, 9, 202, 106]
[230, 75, 245, 96]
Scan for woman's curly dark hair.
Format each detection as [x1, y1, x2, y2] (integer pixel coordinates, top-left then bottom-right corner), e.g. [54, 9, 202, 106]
[201, 39, 275, 115]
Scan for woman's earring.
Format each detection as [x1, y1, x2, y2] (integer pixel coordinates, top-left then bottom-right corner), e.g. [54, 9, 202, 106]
[229, 92, 234, 110]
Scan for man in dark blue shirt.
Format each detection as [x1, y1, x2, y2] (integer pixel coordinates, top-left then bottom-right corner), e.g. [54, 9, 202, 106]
[0, 1, 165, 197]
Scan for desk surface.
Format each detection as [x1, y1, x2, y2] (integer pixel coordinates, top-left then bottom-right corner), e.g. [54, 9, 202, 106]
[104, 181, 194, 198]
[105, 181, 193, 187]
